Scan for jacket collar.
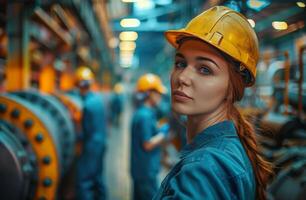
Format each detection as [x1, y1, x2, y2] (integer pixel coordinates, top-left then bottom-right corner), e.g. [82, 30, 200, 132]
[179, 120, 238, 159]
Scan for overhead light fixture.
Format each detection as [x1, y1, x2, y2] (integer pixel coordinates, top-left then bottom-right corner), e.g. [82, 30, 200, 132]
[248, 19, 256, 28]
[135, 0, 155, 10]
[119, 31, 138, 41]
[296, 2, 306, 7]
[119, 41, 136, 51]
[247, 0, 270, 11]
[120, 50, 134, 58]
[120, 18, 141, 28]
[272, 21, 288, 30]
[121, 0, 137, 3]
[120, 54, 133, 68]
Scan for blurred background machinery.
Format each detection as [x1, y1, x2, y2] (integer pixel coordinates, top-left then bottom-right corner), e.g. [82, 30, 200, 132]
[0, 0, 113, 199]
[0, 0, 306, 200]
[239, 45, 306, 200]
[0, 91, 83, 200]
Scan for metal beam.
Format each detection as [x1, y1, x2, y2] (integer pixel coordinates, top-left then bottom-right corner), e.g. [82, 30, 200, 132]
[5, 2, 31, 91]
[70, 0, 113, 76]
[33, 7, 73, 46]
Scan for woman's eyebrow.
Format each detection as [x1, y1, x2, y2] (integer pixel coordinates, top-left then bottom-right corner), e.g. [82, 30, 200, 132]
[195, 56, 220, 69]
[175, 52, 185, 59]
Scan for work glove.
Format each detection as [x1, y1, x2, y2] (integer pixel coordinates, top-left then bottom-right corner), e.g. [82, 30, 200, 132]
[158, 123, 170, 137]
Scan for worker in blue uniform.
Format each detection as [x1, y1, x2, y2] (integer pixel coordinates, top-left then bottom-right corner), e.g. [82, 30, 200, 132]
[131, 73, 169, 200]
[75, 66, 107, 200]
[110, 83, 124, 126]
[153, 6, 273, 200]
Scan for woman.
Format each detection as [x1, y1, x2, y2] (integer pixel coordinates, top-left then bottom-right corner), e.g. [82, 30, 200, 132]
[153, 6, 272, 200]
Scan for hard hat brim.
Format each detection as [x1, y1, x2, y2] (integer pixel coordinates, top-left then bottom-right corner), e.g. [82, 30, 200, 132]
[157, 85, 167, 94]
[164, 29, 191, 49]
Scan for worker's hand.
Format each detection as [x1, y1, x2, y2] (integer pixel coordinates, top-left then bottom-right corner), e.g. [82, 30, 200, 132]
[158, 123, 170, 137]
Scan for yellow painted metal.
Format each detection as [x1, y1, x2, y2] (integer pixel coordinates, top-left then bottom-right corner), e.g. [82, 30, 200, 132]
[5, 56, 30, 91]
[60, 72, 75, 91]
[34, 8, 72, 46]
[5, 3, 31, 91]
[165, 6, 259, 86]
[0, 96, 60, 200]
[39, 65, 56, 93]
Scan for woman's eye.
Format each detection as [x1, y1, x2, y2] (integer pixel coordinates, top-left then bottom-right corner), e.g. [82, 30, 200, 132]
[199, 66, 212, 75]
[174, 61, 187, 69]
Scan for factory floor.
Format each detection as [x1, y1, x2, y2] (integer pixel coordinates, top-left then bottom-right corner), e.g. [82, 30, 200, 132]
[59, 96, 178, 200]
[104, 99, 179, 200]
[105, 101, 132, 200]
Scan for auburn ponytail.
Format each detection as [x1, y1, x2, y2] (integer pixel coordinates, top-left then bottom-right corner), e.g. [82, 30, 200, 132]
[230, 106, 272, 200]
[227, 61, 273, 200]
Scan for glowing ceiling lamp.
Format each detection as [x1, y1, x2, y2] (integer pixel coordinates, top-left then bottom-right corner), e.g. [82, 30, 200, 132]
[120, 18, 141, 28]
[121, 0, 137, 3]
[247, 19, 256, 28]
[247, 0, 270, 11]
[119, 31, 138, 41]
[296, 2, 306, 8]
[272, 21, 288, 30]
[135, 0, 155, 10]
[119, 41, 136, 51]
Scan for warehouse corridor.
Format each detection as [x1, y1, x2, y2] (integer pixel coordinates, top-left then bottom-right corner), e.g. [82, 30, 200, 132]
[105, 99, 132, 200]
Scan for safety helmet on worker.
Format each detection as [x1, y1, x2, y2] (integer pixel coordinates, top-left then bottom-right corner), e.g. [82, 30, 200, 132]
[165, 6, 259, 87]
[136, 73, 167, 94]
[114, 83, 124, 94]
[75, 66, 94, 87]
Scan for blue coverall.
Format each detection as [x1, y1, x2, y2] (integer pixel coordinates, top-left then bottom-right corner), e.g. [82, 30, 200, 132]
[77, 91, 107, 200]
[131, 104, 161, 200]
[153, 120, 256, 200]
[110, 93, 123, 125]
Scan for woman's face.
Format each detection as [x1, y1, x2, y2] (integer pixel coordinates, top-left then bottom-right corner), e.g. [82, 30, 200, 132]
[171, 39, 230, 116]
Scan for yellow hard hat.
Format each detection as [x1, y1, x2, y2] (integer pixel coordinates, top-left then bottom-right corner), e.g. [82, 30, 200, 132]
[114, 83, 124, 93]
[165, 6, 259, 87]
[75, 66, 94, 82]
[136, 73, 167, 94]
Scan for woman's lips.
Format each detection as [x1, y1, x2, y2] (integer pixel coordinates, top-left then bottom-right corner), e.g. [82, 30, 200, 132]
[172, 90, 193, 102]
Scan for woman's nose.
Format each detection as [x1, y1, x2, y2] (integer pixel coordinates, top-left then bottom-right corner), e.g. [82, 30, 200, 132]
[177, 67, 192, 87]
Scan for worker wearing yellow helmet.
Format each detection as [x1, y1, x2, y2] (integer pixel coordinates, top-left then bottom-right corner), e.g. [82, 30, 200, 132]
[75, 66, 95, 92]
[153, 6, 272, 200]
[131, 73, 169, 200]
[75, 66, 107, 200]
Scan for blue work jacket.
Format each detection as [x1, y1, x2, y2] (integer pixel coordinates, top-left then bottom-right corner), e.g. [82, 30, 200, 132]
[131, 104, 161, 180]
[153, 120, 256, 200]
[81, 91, 107, 147]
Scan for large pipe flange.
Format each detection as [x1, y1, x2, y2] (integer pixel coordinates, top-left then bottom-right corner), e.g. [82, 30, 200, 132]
[54, 93, 83, 126]
[11, 90, 76, 173]
[0, 124, 35, 200]
[0, 94, 60, 200]
[54, 93, 83, 155]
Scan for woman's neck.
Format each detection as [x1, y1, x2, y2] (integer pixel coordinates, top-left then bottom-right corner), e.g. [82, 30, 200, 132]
[186, 104, 228, 143]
